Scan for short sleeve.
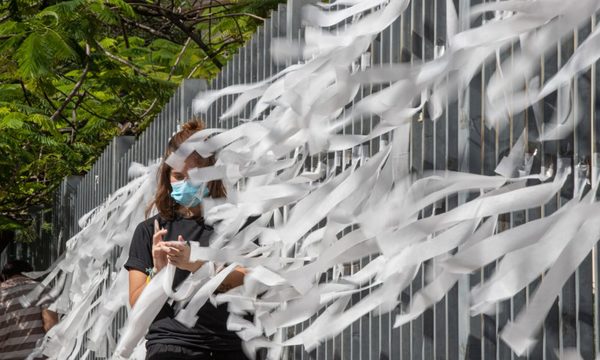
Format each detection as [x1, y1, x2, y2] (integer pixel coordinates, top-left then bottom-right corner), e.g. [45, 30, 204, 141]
[124, 221, 153, 273]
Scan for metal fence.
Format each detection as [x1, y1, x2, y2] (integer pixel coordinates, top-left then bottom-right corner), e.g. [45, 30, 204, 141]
[13, 0, 598, 359]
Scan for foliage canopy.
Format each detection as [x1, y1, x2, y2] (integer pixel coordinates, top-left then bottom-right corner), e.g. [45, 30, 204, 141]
[0, 0, 284, 231]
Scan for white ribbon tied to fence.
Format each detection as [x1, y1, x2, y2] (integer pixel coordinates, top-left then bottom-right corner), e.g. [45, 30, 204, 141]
[23, 0, 600, 359]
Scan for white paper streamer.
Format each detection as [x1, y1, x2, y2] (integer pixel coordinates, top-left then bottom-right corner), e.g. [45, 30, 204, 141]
[29, 0, 600, 358]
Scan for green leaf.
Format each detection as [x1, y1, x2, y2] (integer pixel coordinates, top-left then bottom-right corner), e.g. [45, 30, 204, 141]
[36, 10, 60, 23]
[0, 36, 24, 55]
[106, 0, 135, 17]
[16, 32, 52, 78]
[0, 20, 25, 35]
[27, 113, 60, 136]
[90, 3, 118, 25]
[98, 37, 118, 49]
[0, 112, 26, 129]
[127, 36, 145, 47]
[41, 0, 86, 16]
[45, 30, 79, 61]
[0, 84, 22, 100]
[119, 46, 151, 58]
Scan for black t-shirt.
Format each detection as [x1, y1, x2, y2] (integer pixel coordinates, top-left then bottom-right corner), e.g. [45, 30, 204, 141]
[124, 214, 242, 352]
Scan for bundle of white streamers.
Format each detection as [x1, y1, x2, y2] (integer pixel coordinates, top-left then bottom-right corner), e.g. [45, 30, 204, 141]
[22, 0, 600, 359]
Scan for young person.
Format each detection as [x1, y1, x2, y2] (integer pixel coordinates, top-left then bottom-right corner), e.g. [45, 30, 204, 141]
[125, 120, 248, 360]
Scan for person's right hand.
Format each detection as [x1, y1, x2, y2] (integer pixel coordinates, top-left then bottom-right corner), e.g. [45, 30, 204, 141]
[152, 220, 169, 273]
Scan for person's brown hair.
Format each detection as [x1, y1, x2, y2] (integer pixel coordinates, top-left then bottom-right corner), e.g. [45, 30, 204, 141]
[147, 118, 226, 220]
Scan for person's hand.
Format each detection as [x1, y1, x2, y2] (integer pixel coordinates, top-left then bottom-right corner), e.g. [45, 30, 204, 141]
[165, 235, 204, 273]
[152, 220, 169, 273]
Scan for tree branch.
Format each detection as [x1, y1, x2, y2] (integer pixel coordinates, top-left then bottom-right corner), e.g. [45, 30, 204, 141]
[126, 0, 235, 14]
[41, 89, 74, 126]
[120, 17, 175, 41]
[209, 0, 249, 53]
[186, 37, 238, 78]
[139, 98, 159, 119]
[187, 63, 201, 78]
[203, 12, 266, 22]
[119, 16, 133, 62]
[95, 40, 151, 77]
[130, 3, 224, 69]
[19, 80, 32, 107]
[165, 12, 223, 69]
[51, 82, 115, 123]
[213, 38, 242, 53]
[69, 92, 86, 144]
[169, 37, 191, 80]
[50, 46, 90, 122]
[209, 0, 248, 43]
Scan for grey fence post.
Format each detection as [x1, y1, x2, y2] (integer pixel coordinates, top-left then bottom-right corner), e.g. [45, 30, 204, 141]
[457, 0, 472, 359]
[180, 79, 207, 123]
[286, 0, 303, 41]
[111, 137, 135, 192]
[57, 176, 81, 253]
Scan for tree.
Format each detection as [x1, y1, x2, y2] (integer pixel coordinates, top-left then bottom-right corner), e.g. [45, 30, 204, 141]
[0, 0, 285, 238]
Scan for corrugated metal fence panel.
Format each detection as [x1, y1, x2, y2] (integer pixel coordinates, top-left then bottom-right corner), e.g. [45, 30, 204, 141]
[41, 1, 600, 359]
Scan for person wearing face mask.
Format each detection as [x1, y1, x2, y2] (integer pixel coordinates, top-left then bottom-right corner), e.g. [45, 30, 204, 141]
[124, 119, 248, 360]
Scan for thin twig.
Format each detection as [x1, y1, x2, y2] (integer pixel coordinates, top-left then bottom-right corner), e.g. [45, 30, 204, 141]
[178, 1, 238, 16]
[164, 12, 223, 69]
[68, 92, 86, 143]
[187, 63, 201, 78]
[140, 98, 159, 119]
[211, 0, 245, 42]
[204, 12, 266, 22]
[120, 17, 174, 41]
[119, 16, 132, 62]
[208, 0, 212, 45]
[186, 38, 237, 79]
[51, 82, 115, 122]
[130, 3, 224, 69]
[50, 45, 91, 122]
[96, 41, 151, 77]
[19, 80, 32, 107]
[168, 37, 191, 80]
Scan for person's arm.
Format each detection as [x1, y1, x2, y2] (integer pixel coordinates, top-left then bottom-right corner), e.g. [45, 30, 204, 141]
[128, 269, 148, 307]
[41, 308, 59, 332]
[165, 238, 246, 293]
[128, 221, 169, 307]
[164, 237, 204, 273]
[215, 267, 247, 293]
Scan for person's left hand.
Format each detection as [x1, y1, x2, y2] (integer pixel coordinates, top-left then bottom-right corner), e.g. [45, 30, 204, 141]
[165, 236, 204, 272]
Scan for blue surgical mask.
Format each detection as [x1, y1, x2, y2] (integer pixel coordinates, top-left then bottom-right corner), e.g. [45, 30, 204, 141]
[170, 180, 209, 208]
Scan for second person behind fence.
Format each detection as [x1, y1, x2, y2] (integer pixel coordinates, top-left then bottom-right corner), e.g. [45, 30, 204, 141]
[124, 119, 249, 360]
